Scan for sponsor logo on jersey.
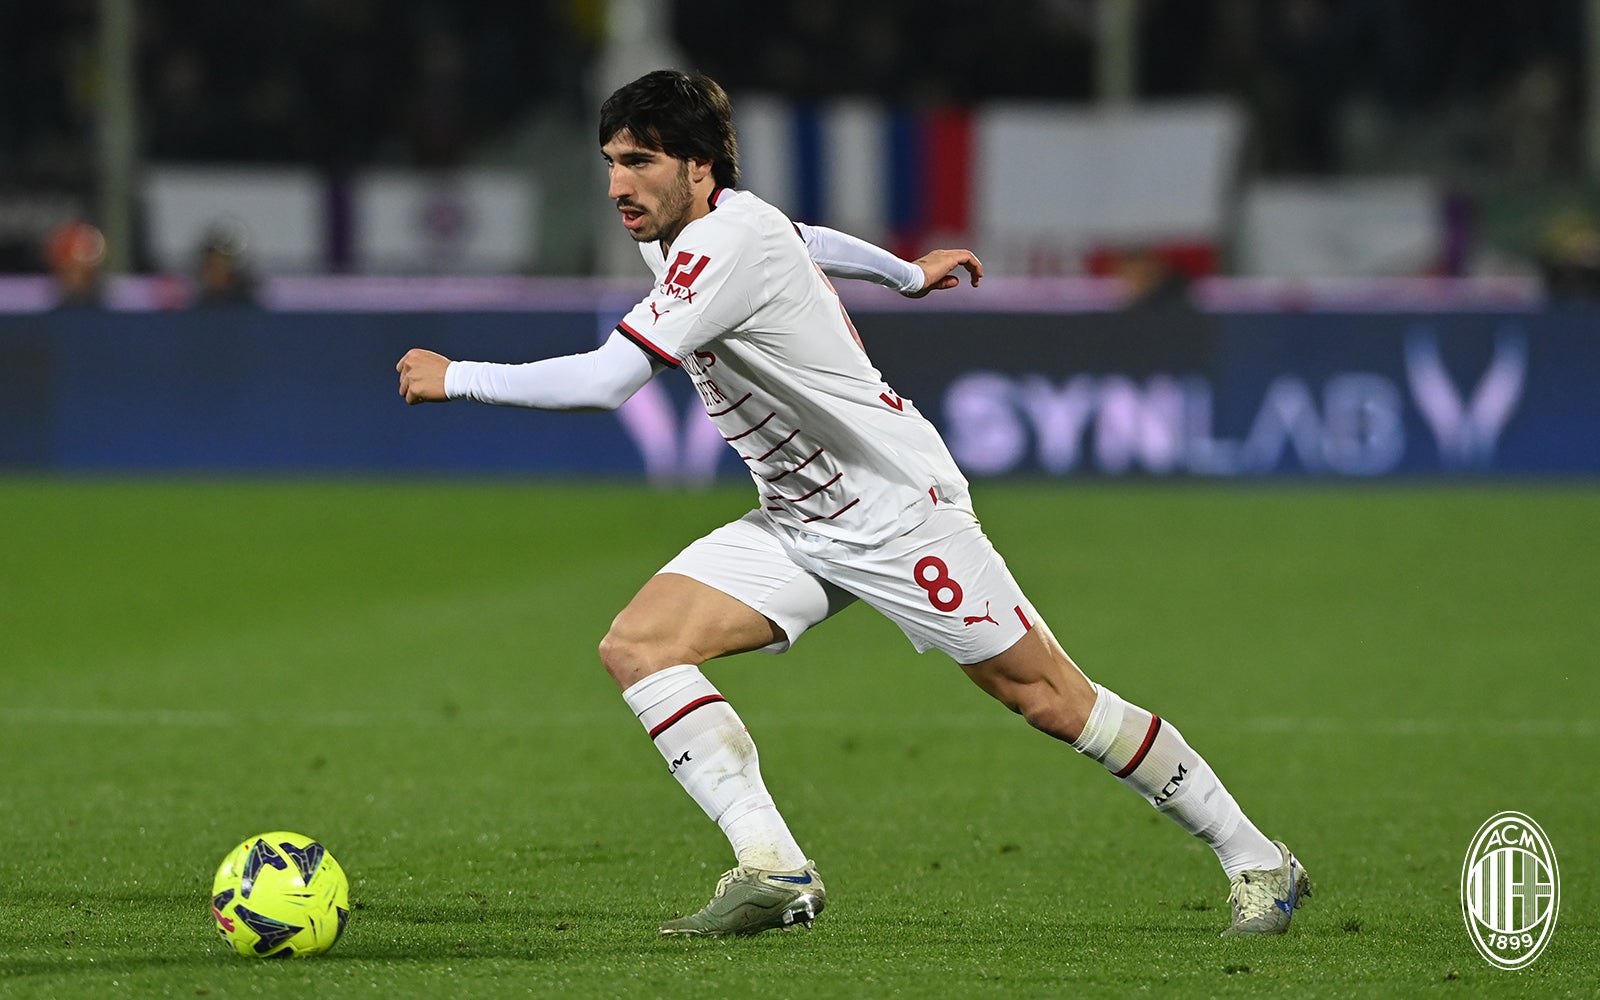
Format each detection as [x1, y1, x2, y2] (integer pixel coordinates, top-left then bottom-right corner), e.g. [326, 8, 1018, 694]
[962, 601, 998, 627]
[661, 251, 711, 302]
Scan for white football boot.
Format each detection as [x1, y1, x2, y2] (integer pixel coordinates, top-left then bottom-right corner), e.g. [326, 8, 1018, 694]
[1221, 840, 1312, 936]
[659, 861, 825, 937]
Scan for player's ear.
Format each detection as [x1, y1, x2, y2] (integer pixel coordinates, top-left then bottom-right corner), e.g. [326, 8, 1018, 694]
[688, 158, 715, 185]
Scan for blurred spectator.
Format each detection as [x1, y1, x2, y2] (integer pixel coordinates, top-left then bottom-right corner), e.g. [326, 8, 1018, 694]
[1536, 208, 1600, 301]
[45, 220, 106, 308]
[1113, 247, 1195, 313]
[192, 223, 257, 307]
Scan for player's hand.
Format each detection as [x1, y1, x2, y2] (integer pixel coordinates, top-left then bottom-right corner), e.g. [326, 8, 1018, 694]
[396, 349, 452, 404]
[904, 248, 983, 298]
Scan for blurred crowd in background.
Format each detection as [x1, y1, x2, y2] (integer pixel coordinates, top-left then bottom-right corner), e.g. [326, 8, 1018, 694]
[2, 2, 597, 177]
[681, 0, 1586, 178]
[4, 0, 1600, 299]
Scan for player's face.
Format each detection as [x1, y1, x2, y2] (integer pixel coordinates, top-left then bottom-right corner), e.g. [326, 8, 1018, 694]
[602, 133, 698, 246]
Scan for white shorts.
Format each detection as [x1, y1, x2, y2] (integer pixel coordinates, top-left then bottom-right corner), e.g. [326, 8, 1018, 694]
[656, 505, 1038, 664]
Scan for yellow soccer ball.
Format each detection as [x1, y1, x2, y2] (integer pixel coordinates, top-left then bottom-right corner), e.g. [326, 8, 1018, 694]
[211, 831, 350, 958]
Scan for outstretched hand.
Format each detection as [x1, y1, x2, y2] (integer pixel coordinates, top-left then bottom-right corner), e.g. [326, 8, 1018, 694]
[396, 348, 452, 404]
[904, 248, 983, 298]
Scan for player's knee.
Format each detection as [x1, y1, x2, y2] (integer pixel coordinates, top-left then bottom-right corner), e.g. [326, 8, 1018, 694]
[598, 618, 682, 689]
[597, 627, 643, 685]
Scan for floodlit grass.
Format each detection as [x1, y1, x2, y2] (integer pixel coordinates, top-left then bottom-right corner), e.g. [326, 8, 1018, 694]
[1, 479, 1596, 998]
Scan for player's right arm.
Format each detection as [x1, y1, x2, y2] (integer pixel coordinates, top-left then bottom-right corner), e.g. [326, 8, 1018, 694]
[396, 330, 658, 410]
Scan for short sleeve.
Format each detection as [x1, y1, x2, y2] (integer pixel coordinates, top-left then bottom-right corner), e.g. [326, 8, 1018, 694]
[614, 225, 755, 367]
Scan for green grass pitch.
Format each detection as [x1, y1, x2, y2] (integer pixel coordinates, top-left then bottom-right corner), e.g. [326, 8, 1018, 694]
[1, 478, 1596, 998]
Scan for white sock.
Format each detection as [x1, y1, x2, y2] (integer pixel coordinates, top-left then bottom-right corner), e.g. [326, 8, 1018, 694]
[1074, 684, 1279, 878]
[622, 664, 807, 871]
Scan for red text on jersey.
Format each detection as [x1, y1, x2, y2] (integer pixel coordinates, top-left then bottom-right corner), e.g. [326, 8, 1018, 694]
[661, 251, 711, 302]
[684, 349, 729, 408]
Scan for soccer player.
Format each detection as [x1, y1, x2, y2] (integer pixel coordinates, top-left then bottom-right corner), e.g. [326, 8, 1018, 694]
[396, 70, 1311, 938]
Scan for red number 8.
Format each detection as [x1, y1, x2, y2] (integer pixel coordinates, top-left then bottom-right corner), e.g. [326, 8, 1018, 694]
[914, 556, 964, 612]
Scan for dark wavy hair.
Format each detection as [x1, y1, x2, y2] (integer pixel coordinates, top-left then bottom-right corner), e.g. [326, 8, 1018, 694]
[598, 70, 740, 189]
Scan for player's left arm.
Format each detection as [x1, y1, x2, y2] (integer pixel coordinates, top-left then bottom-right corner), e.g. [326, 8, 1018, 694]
[797, 222, 981, 298]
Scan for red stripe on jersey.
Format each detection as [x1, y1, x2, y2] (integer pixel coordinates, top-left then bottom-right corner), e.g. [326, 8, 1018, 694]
[648, 694, 728, 740]
[1113, 715, 1162, 779]
[706, 392, 752, 417]
[766, 446, 824, 483]
[786, 471, 843, 503]
[723, 412, 775, 442]
[616, 321, 680, 368]
[802, 497, 859, 522]
[925, 109, 973, 234]
[1014, 605, 1033, 630]
[755, 428, 800, 461]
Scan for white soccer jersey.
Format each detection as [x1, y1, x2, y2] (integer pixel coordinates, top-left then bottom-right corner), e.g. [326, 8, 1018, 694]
[616, 188, 969, 545]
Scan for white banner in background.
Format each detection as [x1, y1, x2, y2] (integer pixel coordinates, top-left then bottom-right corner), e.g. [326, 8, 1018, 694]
[143, 166, 324, 273]
[976, 99, 1244, 272]
[1239, 178, 1441, 278]
[352, 170, 537, 274]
